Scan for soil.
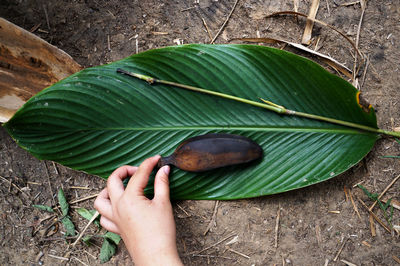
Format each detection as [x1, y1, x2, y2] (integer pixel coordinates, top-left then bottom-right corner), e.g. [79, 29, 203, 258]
[1, 0, 399, 265]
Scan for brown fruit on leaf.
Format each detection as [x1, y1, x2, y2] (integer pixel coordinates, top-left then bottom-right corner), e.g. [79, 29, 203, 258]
[158, 133, 263, 172]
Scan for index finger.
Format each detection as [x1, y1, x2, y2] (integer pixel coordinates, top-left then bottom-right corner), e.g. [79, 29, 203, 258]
[125, 155, 160, 196]
[107, 165, 138, 202]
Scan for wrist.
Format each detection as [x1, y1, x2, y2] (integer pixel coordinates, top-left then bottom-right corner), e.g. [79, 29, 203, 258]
[133, 249, 182, 266]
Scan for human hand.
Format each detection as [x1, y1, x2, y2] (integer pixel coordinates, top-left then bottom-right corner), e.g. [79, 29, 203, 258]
[94, 155, 182, 266]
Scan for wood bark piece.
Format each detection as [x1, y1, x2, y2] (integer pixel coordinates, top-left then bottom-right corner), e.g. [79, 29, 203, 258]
[0, 18, 81, 123]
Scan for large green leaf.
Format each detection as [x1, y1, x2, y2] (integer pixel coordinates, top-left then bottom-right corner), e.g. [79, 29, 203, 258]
[4, 44, 379, 200]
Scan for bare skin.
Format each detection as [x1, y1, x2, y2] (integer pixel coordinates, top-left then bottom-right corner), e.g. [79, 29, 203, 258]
[94, 155, 183, 266]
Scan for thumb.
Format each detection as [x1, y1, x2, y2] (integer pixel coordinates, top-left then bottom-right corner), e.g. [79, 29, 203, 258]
[153, 165, 171, 202]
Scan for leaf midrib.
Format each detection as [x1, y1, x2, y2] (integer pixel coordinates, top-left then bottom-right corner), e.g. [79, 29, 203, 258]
[18, 126, 376, 135]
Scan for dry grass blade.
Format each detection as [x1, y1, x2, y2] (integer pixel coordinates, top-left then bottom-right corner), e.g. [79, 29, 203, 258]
[266, 11, 362, 57]
[187, 233, 236, 255]
[357, 197, 391, 233]
[274, 206, 281, 248]
[341, 259, 357, 266]
[333, 238, 348, 261]
[302, 0, 320, 45]
[349, 189, 362, 220]
[235, 37, 352, 78]
[227, 248, 250, 259]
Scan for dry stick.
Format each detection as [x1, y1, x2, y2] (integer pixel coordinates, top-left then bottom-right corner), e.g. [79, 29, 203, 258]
[340, 259, 357, 266]
[71, 256, 89, 266]
[293, 0, 299, 13]
[315, 224, 322, 246]
[181, 6, 197, 12]
[43, 161, 57, 207]
[360, 54, 370, 89]
[210, 0, 239, 44]
[201, 17, 213, 42]
[352, 0, 367, 85]
[302, 0, 320, 45]
[69, 186, 90, 190]
[42, 4, 50, 30]
[266, 11, 362, 57]
[348, 189, 362, 221]
[72, 210, 100, 247]
[0, 175, 30, 199]
[176, 203, 191, 217]
[204, 200, 219, 235]
[393, 255, 400, 264]
[48, 254, 69, 261]
[357, 197, 391, 233]
[340, 1, 361, 6]
[274, 207, 281, 248]
[52, 161, 59, 175]
[83, 250, 97, 260]
[368, 173, 400, 211]
[53, 193, 99, 211]
[188, 233, 236, 255]
[192, 254, 235, 260]
[70, 193, 99, 205]
[369, 214, 376, 237]
[325, 0, 330, 16]
[333, 238, 348, 261]
[227, 248, 250, 259]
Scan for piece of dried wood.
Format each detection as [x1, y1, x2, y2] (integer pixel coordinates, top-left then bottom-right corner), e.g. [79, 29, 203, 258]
[302, 0, 320, 45]
[0, 18, 81, 123]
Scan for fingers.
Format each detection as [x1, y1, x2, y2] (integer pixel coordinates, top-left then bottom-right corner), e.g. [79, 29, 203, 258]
[99, 215, 121, 234]
[126, 155, 160, 196]
[153, 165, 171, 202]
[107, 165, 138, 202]
[94, 188, 114, 219]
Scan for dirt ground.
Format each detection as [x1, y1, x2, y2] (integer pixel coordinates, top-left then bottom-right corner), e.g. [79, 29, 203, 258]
[1, 0, 399, 265]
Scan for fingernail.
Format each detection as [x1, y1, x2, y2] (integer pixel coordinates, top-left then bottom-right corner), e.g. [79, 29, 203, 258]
[163, 165, 170, 175]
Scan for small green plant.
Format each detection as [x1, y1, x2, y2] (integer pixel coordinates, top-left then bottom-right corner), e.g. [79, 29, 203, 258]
[33, 188, 76, 236]
[382, 138, 400, 159]
[33, 191, 120, 263]
[77, 207, 121, 263]
[358, 184, 394, 227]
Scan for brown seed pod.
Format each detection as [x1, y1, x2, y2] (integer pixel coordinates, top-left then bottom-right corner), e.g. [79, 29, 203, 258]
[158, 133, 263, 172]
